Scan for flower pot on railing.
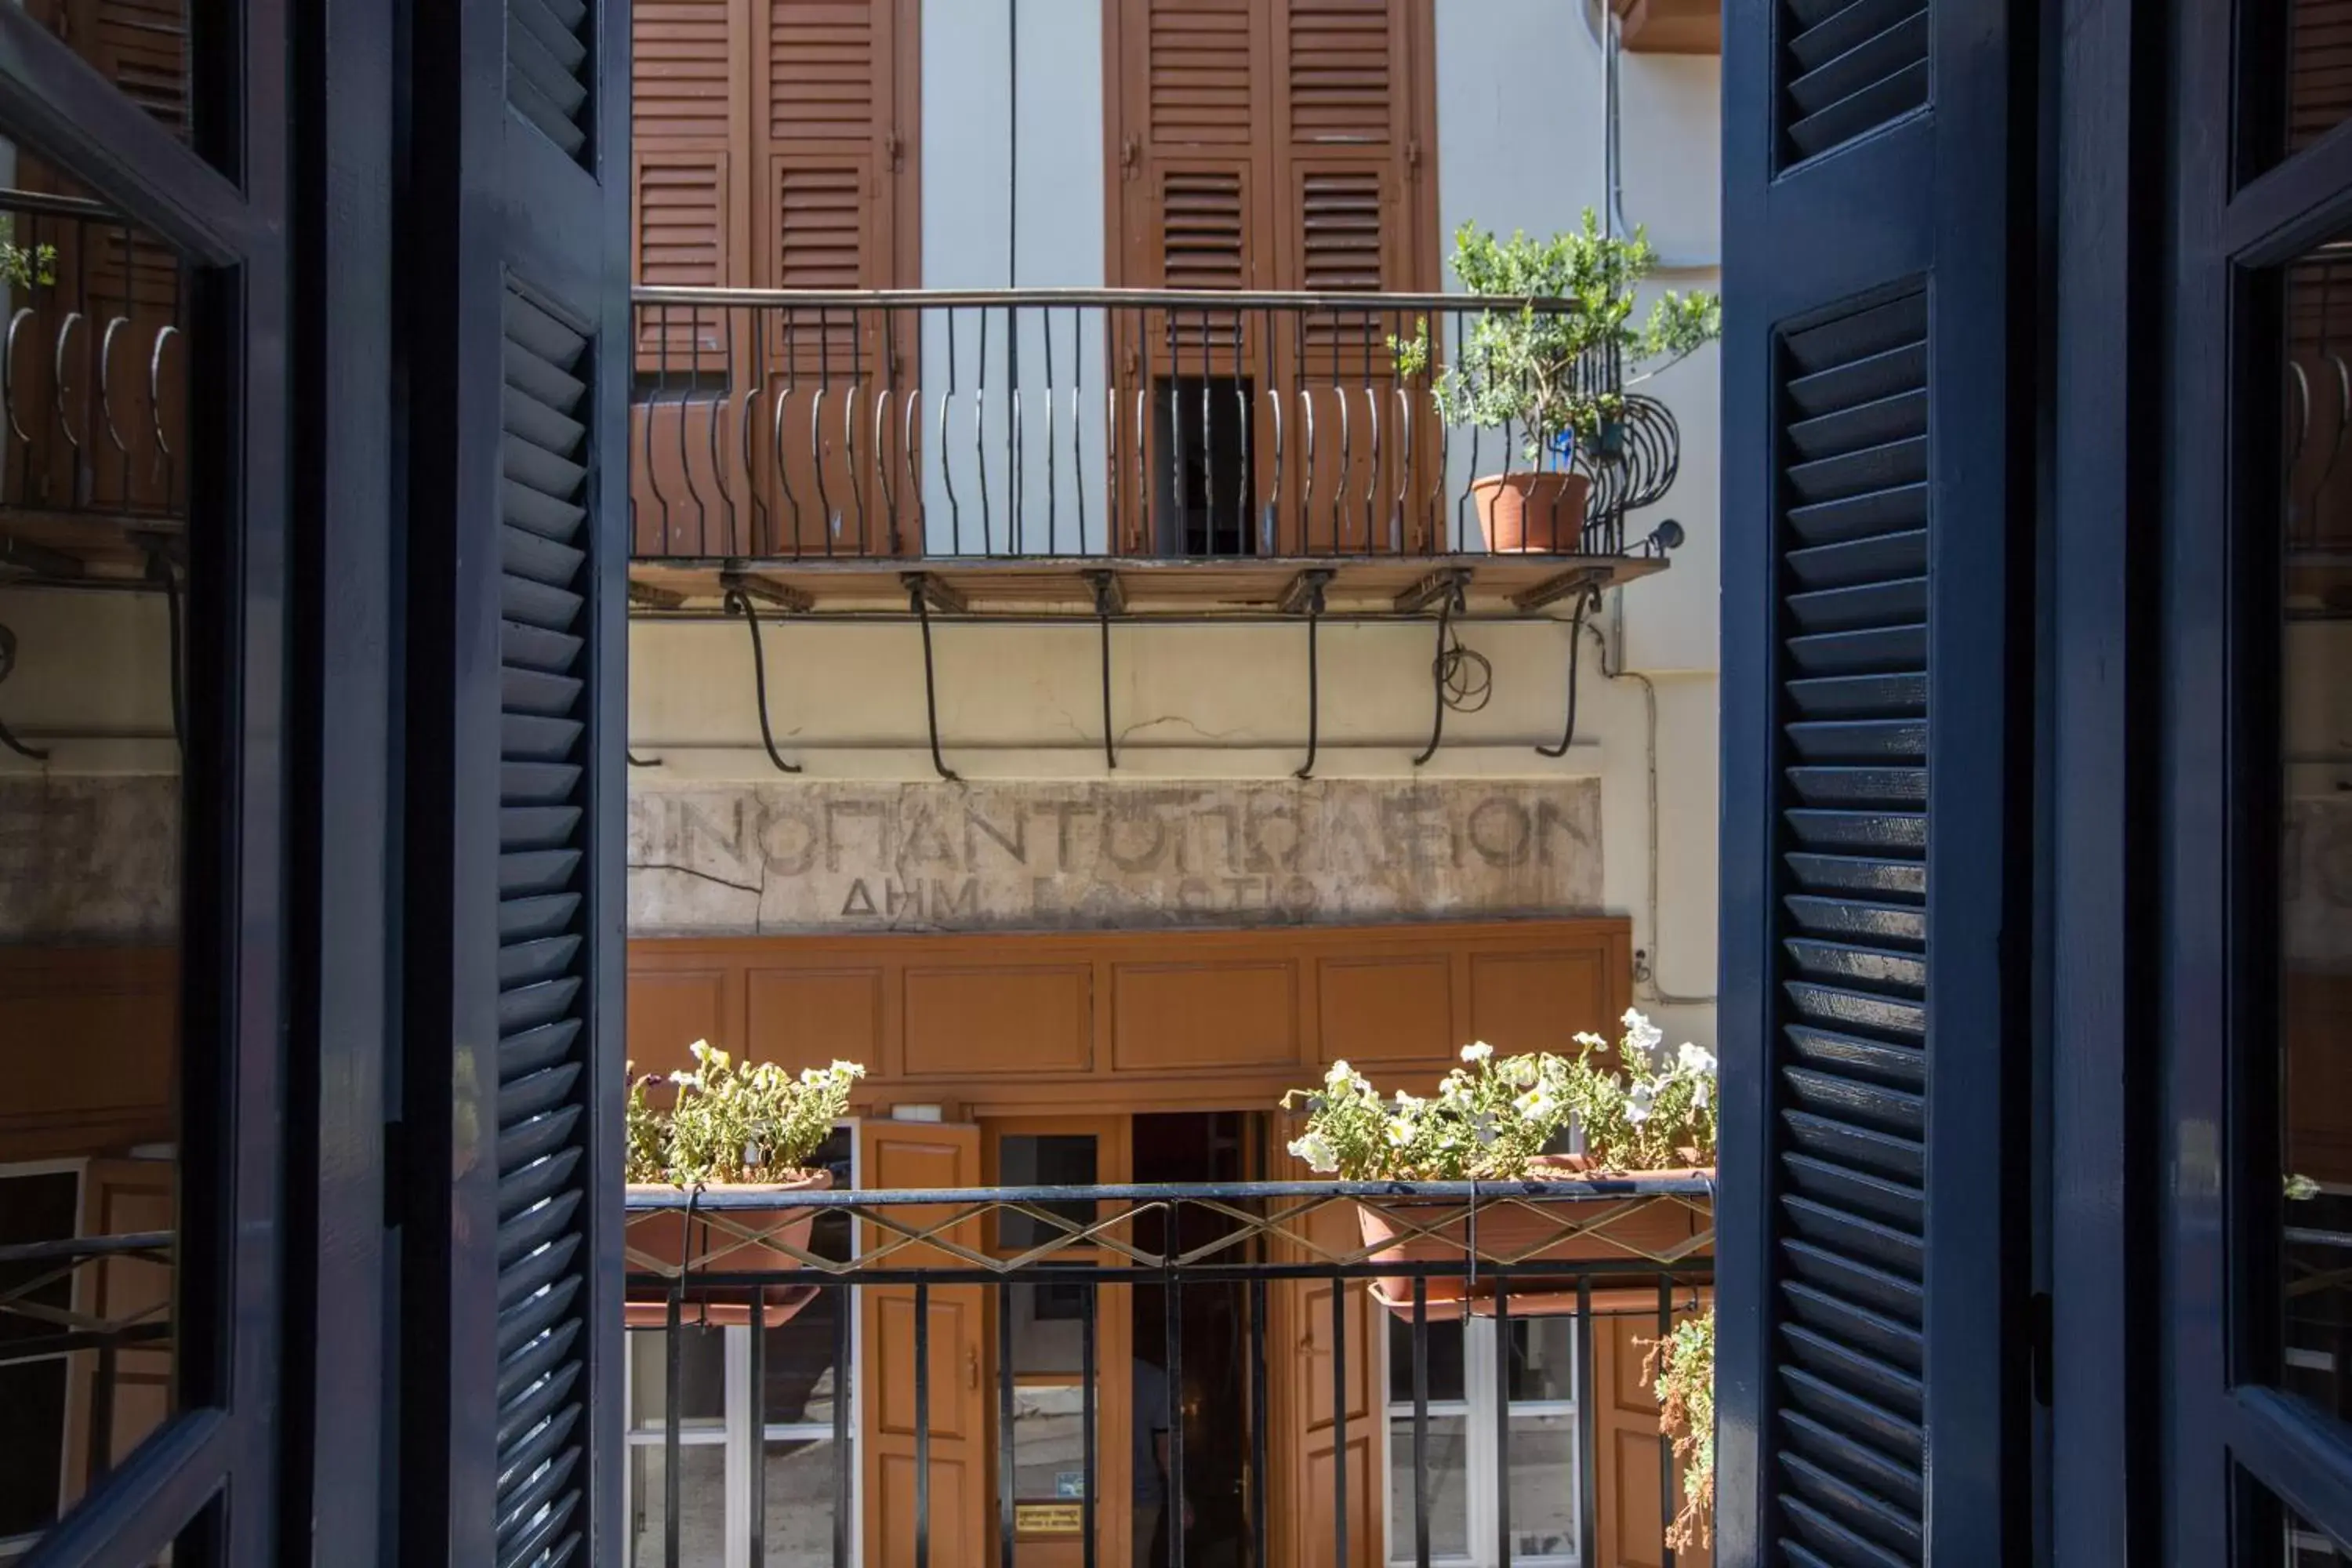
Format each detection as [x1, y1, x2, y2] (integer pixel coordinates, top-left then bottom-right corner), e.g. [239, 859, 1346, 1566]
[1470, 470, 1592, 553]
[623, 1167, 831, 1329]
[623, 1042, 866, 1330]
[1356, 1155, 1713, 1321]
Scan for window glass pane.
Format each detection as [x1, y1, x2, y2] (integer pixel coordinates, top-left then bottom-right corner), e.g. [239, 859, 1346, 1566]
[1386, 1413, 1471, 1562]
[2242, 1473, 2352, 1566]
[1008, 1279, 1093, 1377]
[1012, 1384, 1087, 1504]
[2278, 252, 2352, 1422]
[764, 1288, 846, 1427]
[1507, 1318, 1577, 1404]
[998, 1134, 1097, 1249]
[630, 1443, 726, 1567]
[1387, 1315, 1467, 1405]
[764, 1438, 845, 1565]
[629, 1325, 728, 1429]
[0, 163, 190, 1545]
[1505, 1411, 1579, 1559]
[2276, 3, 2352, 169]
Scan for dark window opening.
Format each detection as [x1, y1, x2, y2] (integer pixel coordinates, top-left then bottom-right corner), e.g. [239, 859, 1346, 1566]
[1152, 376, 1258, 557]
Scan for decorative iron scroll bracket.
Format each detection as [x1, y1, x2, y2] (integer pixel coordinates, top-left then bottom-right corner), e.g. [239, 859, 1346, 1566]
[722, 578, 801, 775]
[1086, 570, 1123, 771]
[0, 621, 45, 761]
[1409, 568, 1474, 768]
[903, 572, 962, 782]
[1535, 584, 1606, 760]
[1283, 568, 1334, 780]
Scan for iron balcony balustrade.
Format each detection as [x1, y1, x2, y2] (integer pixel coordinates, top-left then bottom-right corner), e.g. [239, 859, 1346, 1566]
[0, 185, 187, 590]
[625, 286, 1685, 624]
[622, 1176, 1715, 1568]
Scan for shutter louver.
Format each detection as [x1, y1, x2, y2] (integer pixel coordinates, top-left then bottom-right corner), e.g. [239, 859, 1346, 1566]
[1767, 288, 1929, 1568]
[632, 0, 731, 143]
[1160, 166, 1247, 290]
[2292, 0, 2352, 155]
[633, 153, 729, 365]
[1298, 167, 1385, 292]
[1147, 0, 1255, 146]
[1285, 0, 1392, 144]
[770, 0, 881, 142]
[1781, 0, 1929, 165]
[91, 0, 187, 134]
[508, 0, 593, 162]
[493, 286, 596, 1568]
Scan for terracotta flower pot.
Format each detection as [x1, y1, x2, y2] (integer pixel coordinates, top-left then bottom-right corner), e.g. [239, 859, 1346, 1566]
[1471, 471, 1592, 553]
[1356, 1156, 1713, 1320]
[624, 1167, 832, 1329]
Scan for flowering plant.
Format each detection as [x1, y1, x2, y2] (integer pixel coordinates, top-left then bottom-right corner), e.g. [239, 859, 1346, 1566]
[1643, 1308, 1715, 1551]
[625, 1042, 864, 1187]
[1279, 1010, 1716, 1181]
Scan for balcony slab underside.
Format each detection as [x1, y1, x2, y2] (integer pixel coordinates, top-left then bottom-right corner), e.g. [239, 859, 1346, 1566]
[626, 552, 1666, 621]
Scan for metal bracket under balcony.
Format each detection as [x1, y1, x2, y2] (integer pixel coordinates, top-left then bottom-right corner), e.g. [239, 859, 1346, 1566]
[625, 551, 1664, 623]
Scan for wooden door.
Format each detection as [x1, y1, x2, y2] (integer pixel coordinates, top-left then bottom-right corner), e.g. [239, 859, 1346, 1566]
[862, 1120, 988, 1568]
[630, 0, 919, 557]
[1265, 1135, 1378, 1568]
[982, 1116, 1134, 1568]
[1109, 0, 1436, 557]
[1590, 1304, 1712, 1568]
[753, 0, 917, 557]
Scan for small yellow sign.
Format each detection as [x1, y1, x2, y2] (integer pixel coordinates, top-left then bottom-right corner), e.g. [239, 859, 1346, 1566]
[1014, 1503, 1083, 1536]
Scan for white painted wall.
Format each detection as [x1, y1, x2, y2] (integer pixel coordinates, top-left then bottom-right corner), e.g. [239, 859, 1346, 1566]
[919, 0, 1111, 554]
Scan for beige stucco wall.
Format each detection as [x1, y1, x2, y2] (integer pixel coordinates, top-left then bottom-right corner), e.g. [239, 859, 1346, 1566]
[628, 612, 1721, 1045]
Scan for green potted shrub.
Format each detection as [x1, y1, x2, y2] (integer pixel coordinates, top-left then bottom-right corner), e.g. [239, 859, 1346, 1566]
[1393, 211, 1720, 551]
[625, 1042, 863, 1327]
[1280, 1008, 1715, 1319]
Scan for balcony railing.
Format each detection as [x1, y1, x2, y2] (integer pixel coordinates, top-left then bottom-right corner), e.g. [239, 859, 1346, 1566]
[0, 185, 187, 586]
[629, 288, 1682, 569]
[623, 1177, 1714, 1568]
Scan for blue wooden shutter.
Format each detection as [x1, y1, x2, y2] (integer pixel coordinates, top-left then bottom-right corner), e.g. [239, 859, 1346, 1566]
[492, 289, 598, 1567]
[1717, 2, 2031, 1564]
[401, 0, 628, 1561]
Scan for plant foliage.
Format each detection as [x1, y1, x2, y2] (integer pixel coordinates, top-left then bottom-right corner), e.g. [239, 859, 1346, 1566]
[1392, 211, 1720, 463]
[1279, 1009, 1717, 1180]
[0, 216, 57, 293]
[625, 1042, 864, 1186]
[1643, 1308, 1716, 1552]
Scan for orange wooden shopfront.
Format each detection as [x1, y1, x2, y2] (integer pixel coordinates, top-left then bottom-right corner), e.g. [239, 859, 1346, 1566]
[628, 917, 1708, 1568]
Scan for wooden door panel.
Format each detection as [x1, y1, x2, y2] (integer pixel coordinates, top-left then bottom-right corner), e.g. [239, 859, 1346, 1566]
[862, 1120, 986, 1568]
[624, 966, 735, 1077]
[1269, 1137, 1381, 1566]
[1592, 1301, 1712, 1568]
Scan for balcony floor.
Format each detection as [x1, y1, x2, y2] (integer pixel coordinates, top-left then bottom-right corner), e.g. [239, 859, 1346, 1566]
[626, 551, 1668, 621]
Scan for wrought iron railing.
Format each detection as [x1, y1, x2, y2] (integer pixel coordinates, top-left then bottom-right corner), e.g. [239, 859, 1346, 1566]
[0, 185, 187, 583]
[623, 1177, 1714, 1568]
[629, 289, 1682, 566]
[0, 1229, 176, 1552]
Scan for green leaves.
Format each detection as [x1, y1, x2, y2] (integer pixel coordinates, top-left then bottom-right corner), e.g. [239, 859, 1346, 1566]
[0, 216, 57, 293]
[1644, 1308, 1717, 1553]
[1388, 209, 1722, 464]
[626, 1041, 866, 1187]
[1279, 1011, 1719, 1181]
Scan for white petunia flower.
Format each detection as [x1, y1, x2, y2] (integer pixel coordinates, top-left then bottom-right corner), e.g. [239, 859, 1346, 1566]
[1622, 1009, 1664, 1064]
[1573, 1031, 1607, 1051]
[1515, 1087, 1556, 1120]
[1692, 1077, 1710, 1111]
[1677, 1042, 1716, 1076]
[1627, 1080, 1656, 1124]
[1289, 1133, 1341, 1174]
[1327, 1058, 1355, 1087]
[1387, 1119, 1415, 1149]
[1461, 1041, 1494, 1063]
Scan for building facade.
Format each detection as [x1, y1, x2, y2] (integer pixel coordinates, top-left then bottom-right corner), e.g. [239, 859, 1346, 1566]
[618, 2, 1722, 1564]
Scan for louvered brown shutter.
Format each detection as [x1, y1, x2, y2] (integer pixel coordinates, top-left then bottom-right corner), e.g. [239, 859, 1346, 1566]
[1719, 0, 2032, 1562]
[631, 0, 737, 365]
